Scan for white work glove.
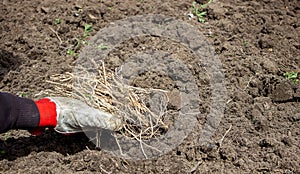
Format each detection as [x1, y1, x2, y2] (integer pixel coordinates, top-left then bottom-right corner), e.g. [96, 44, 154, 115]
[33, 97, 122, 135]
[51, 97, 122, 133]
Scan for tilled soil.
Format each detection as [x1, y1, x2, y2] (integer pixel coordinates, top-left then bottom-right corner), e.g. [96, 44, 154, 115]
[0, 0, 299, 173]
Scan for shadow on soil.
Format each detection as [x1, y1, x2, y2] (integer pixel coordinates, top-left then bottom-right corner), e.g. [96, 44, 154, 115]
[0, 131, 96, 161]
[0, 49, 22, 80]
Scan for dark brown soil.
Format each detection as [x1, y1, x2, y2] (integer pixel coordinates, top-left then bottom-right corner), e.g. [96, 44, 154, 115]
[1, 0, 300, 173]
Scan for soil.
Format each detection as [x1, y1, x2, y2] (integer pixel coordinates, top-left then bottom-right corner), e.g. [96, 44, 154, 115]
[1, 0, 300, 173]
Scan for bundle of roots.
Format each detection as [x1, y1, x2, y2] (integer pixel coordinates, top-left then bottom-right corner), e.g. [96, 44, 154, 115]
[44, 61, 170, 140]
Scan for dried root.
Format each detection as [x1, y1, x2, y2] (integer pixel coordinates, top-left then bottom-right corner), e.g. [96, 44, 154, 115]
[42, 61, 170, 140]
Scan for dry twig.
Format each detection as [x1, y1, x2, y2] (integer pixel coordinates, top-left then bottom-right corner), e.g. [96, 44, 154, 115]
[49, 27, 62, 44]
[218, 124, 232, 151]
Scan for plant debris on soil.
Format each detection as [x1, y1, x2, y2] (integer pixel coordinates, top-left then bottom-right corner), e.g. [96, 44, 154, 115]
[45, 62, 170, 141]
[1, 0, 300, 173]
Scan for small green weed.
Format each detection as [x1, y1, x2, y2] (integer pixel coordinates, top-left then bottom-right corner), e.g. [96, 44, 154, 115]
[68, 24, 93, 57]
[283, 71, 298, 84]
[243, 41, 249, 46]
[54, 18, 61, 25]
[192, 0, 213, 23]
[208, 34, 214, 38]
[97, 44, 109, 50]
[84, 24, 93, 37]
[18, 92, 28, 97]
[67, 49, 76, 56]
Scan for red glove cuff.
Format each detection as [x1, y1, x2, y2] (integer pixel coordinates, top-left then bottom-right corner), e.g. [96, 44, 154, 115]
[35, 98, 57, 127]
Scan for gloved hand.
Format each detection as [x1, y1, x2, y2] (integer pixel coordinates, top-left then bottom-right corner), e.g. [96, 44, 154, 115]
[31, 97, 122, 135]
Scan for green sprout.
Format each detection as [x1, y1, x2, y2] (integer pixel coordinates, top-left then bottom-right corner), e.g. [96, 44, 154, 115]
[67, 49, 76, 56]
[68, 24, 93, 57]
[243, 41, 249, 46]
[97, 44, 109, 50]
[283, 72, 298, 84]
[18, 92, 28, 97]
[84, 24, 93, 37]
[54, 18, 61, 25]
[192, 0, 213, 23]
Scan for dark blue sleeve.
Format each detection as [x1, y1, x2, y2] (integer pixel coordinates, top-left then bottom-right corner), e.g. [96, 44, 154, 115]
[0, 92, 40, 133]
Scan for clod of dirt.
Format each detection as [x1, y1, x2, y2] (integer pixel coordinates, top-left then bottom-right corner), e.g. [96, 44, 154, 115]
[261, 58, 277, 74]
[289, 113, 300, 122]
[219, 146, 237, 161]
[258, 35, 274, 49]
[293, 84, 300, 98]
[40, 7, 50, 14]
[281, 136, 293, 146]
[199, 143, 215, 154]
[271, 80, 294, 102]
[253, 97, 272, 112]
[259, 138, 277, 148]
[261, 75, 300, 102]
[250, 108, 268, 131]
[166, 89, 181, 110]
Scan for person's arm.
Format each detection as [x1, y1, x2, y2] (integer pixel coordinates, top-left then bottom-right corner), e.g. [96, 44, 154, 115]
[0, 92, 40, 133]
[0, 92, 121, 135]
